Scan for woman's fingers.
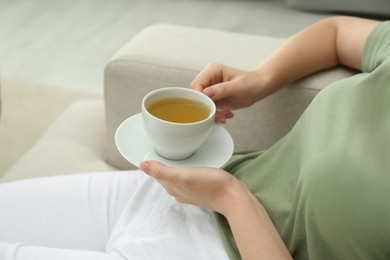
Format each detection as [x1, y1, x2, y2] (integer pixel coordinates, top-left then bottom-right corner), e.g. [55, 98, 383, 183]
[190, 63, 224, 92]
[203, 80, 239, 103]
[215, 109, 234, 124]
[139, 161, 171, 181]
[139, 160, 189, 184]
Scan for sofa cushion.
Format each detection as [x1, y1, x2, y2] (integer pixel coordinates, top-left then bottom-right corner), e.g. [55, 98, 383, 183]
[287, 0, 390, 17]
[1, 100, 117, 183]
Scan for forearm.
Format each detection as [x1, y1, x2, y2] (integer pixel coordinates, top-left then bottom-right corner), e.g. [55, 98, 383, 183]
[256, 18, 339, 94]
[255, 16, 379, 94]
[222, 183, 292, 260]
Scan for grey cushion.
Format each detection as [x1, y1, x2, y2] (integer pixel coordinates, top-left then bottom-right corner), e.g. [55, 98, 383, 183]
[286, 0, 390, 17]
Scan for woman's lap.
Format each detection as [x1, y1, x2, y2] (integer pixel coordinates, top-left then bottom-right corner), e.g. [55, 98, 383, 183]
[106, 172, 228, 259]
[0, 171, 227, 260]
[0, 172, 133, 251]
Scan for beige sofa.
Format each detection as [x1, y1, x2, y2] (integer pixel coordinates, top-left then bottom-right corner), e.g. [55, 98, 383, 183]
[1, 24, 355, 183]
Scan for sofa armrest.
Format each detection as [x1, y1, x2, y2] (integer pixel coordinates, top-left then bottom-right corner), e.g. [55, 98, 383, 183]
[104, 24, 355, 170]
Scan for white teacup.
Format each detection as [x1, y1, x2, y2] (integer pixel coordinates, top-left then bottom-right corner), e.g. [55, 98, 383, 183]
[142, 87, 216, 160]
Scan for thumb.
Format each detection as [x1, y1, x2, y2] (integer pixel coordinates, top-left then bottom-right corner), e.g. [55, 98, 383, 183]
[203, 81, 238, 102]
[139, 160, 174, 181]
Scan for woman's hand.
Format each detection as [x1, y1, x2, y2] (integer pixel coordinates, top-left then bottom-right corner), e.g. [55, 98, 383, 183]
[139, 160, 292, 259]
[139, 160, 246, 215]
[190, 63, 272, 124]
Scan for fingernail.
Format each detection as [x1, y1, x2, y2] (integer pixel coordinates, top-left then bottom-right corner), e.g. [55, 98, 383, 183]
[203, 88, 215, 98]
[139, 161, 150, 174]
[216, 116, 226, 124]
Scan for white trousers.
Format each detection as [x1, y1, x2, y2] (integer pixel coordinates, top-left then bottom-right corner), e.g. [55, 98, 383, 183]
[0, 171, 228, 260]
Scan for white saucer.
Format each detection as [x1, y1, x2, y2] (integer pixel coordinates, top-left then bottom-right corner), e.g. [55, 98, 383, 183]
[115, 113, 234, 168]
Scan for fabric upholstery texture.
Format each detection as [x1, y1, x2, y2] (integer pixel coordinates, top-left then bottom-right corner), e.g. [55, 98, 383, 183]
[286, 0, 390, 17]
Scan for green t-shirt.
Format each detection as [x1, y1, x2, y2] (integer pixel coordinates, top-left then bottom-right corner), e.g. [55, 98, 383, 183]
[216, 21, 390, 259]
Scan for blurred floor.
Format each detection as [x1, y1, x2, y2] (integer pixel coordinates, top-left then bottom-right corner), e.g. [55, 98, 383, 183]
[0, 0, 330, 94]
